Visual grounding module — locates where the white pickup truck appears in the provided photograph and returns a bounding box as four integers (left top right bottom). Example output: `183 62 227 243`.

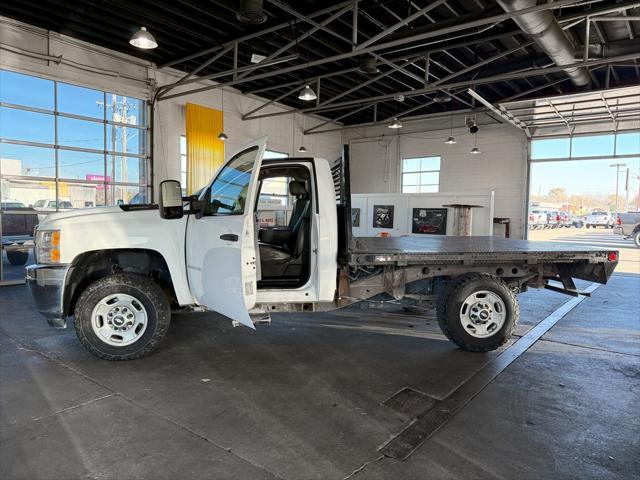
27 138 619 360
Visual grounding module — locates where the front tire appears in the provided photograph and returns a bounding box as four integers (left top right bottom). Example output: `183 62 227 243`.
74 273 171 360
436 274 519 352
6 250 29 265
633 230 640 248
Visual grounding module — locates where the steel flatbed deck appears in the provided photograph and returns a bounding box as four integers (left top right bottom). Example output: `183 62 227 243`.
349 236 613 268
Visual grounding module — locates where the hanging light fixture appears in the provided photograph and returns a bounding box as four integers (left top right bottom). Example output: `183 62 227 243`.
298 85 317 101
445 112 456 144
218 87 228 141
298 115 307 152
388 117 403 129
470 133 481 154
130 27 158 49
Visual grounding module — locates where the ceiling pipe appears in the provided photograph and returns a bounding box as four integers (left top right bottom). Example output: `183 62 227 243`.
496 0 591 86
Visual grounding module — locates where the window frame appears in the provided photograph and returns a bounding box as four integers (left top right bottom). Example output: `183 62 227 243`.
0 68 150 210
400 155 441 193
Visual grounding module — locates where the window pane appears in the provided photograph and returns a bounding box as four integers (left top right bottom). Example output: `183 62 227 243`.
0 70 54 110
107 125 144 155
180 155 187 174
616 132 640 155
57 83 105 119
403 158 420 172
420 172 439 185
571 134 614 158
108 155 146 184
206 146 258 215
180 135 187 155
107 185 148 205
263 150 288 159
107 94 145 126
403 172 419 186
0 143 55 177
420 157 440 171
0 107 54 144
531 138 570 159
1 177 56 212
58 117 104 150
402 185 418 193
419 184 438 193
59 181 107 208
58 150 105 181
259 177 290 206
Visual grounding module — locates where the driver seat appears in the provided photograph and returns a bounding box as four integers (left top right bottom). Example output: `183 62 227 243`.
258 181 310 278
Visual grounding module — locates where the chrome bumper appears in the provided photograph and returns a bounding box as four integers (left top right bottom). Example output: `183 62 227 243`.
26 264 69 328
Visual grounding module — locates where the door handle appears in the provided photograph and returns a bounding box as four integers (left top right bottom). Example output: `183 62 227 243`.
220 233 239 242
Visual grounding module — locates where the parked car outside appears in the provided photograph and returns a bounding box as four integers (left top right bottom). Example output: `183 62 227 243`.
1 201 39 265
33 198 74 222
528 209 547 229
586 211 614 228
614 212 640 248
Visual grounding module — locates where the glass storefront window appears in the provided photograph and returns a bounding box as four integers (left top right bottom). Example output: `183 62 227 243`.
0 107 55 144
107 125 145 155
0 70 54 110
58 150 106 181
0 143 56 178
58 116 104 150
57 83 105 119
0 68 150 283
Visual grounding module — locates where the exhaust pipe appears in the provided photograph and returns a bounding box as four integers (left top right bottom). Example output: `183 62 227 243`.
497 0 591 86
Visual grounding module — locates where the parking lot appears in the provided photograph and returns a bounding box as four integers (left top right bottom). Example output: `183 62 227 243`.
529 227 640 274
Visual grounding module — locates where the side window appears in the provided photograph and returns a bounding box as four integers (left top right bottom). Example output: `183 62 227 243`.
205 146 258 216
257 176 291 227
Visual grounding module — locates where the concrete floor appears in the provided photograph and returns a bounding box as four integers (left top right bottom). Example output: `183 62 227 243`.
1 274 639 480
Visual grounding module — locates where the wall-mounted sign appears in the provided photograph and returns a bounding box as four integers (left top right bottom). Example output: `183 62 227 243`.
351 208 361 227
373 204 394 229
412 208 447 235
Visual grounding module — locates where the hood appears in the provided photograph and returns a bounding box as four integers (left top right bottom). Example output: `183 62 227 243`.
38 205 158 229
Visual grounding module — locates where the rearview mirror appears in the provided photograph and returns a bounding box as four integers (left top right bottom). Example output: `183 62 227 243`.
159 180 184 219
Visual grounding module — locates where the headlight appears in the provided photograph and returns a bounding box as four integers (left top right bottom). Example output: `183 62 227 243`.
35 230 61 264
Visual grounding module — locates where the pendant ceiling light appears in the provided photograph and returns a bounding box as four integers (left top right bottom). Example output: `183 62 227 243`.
218 87 228 141
298 85 317 101
130 26 158 49
470 134 481 154
388 117 403 129
445 112 456 144
298 145 307 153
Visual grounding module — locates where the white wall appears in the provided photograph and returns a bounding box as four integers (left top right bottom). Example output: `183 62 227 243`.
0 17 343 198
343 118 529 238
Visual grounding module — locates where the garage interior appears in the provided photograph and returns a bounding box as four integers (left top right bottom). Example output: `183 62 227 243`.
1 1 639 479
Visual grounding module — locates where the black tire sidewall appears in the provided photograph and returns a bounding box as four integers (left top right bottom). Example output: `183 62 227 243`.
75 274 170 360
634 231 640 248
439 275 517 351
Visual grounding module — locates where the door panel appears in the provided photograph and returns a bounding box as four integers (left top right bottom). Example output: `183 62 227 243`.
186 137 266 327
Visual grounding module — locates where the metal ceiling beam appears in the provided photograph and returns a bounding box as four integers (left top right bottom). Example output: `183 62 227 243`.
158 0 355 69
156 0 588 101
354 0 448 50
467 88 530 136
304 103 373 133
238 53 640 120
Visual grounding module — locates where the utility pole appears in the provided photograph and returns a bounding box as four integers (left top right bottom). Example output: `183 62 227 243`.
609 163 626 214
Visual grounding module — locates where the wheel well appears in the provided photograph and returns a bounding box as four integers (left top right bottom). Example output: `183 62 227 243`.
633 224 640 235
64 249 177 317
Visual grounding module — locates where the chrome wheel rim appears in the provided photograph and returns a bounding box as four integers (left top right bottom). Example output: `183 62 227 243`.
459 290 506 339
91 293 148 347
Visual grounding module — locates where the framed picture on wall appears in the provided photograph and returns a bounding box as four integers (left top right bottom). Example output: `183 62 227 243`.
351 208 361 227
373 205 394 228
412 208 447 235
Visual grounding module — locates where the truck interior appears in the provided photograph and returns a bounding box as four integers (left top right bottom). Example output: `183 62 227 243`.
255 163 312 290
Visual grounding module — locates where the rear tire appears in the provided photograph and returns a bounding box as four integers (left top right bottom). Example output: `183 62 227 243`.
6 250 29 265
74 273 171 360
633 230 640 248
436 274 518 352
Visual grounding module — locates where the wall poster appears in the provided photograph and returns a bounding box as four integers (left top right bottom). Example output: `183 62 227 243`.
373 205 394 228
351 208 361 227
412 208 447 235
